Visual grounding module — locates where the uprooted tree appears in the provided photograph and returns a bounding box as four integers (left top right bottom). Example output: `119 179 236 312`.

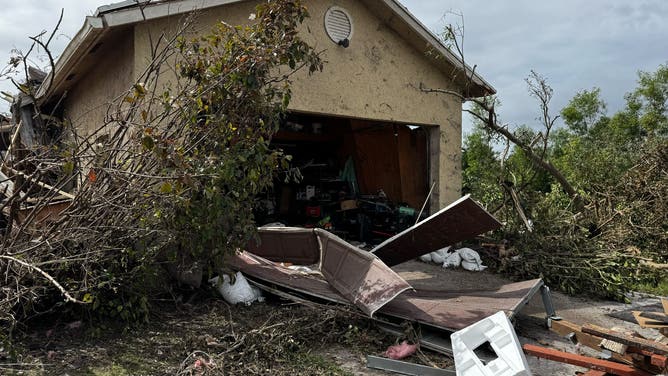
0 0 322 339
424 18 667 300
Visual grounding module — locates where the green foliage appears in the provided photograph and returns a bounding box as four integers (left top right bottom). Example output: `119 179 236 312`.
463 63 668 300
462 129 502 204
0 0 322 335
561 88 607 135
146 0 322 273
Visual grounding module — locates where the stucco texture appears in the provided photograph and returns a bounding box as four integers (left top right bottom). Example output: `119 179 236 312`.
64 29 135 138
68 0 466 207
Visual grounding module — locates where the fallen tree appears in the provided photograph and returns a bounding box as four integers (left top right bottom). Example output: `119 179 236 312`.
0 0 322 340
423 16 667 300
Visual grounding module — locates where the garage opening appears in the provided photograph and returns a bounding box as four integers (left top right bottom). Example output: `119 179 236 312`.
256 112 432 246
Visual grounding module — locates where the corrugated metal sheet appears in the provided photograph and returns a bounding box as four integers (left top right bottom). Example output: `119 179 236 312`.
371 195 501 267
246 227 320 265
317 229 412 316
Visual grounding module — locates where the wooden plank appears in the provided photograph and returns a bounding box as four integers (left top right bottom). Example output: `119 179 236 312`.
633 311 668 328
550 320 634 364
583 324 668 356
522 344 652 376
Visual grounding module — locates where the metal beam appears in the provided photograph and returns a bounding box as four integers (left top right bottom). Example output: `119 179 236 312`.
366 355 455 376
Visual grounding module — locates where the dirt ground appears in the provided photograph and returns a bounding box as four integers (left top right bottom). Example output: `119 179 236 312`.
4 260 665 375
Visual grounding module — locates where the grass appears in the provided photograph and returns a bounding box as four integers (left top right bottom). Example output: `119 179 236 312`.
635 277 668 296
2 297 391 375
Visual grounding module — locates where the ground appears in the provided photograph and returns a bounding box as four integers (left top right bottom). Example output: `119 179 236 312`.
3 261 664 375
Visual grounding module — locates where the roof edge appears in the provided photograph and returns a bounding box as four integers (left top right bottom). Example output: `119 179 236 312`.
383 0 496 97
38 0 495 103
36 16 106 100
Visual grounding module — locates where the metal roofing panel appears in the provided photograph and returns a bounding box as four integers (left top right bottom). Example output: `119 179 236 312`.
227 251 348 304
379 279 544 331
371 195 502 267
316 229 412 316
229 251 543 331
246 227 320 265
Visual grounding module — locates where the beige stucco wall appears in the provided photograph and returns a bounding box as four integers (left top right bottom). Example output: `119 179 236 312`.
290 0 463 207
64 29 135 137
68 0 464 208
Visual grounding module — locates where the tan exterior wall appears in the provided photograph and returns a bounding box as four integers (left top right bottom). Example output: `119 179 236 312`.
85 0 463 208
291 0 463 207
64 29 135 137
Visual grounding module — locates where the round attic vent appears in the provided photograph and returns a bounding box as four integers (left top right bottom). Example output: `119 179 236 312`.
324 6 353 46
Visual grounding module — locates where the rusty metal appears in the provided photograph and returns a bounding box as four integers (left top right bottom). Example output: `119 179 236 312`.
522 344 652 376
246 227 320 265
316 229 412 316
371 195 501 267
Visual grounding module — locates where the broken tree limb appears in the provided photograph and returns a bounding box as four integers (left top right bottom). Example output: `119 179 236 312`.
0 255 85 304
3 167 75 200
1 120 22 168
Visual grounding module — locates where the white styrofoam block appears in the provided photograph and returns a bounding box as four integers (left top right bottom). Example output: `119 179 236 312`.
451 311 532 376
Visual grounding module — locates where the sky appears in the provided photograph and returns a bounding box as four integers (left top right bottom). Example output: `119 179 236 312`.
1 0 667 134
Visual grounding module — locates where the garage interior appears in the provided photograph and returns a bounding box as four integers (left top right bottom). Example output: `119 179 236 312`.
256 112 432 246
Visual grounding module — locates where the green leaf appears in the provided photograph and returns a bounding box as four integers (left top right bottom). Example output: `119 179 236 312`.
160 182 173 194
142 136 155 150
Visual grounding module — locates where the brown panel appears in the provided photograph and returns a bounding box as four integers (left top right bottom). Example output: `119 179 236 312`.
316 229 412 316
397 126 428 209
371 195 502 266
379 279 543 331
229 251 543 331
228 251 348 304
350 120 402 201
246 227 320 265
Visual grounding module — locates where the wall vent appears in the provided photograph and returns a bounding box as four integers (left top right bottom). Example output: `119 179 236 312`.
324 6 353 46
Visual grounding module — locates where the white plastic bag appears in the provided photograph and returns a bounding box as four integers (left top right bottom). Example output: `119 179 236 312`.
429 246 451 264
419 253 433 263
442 251 462 268
456 248 487 271
209 272 264 305
430 251 445 264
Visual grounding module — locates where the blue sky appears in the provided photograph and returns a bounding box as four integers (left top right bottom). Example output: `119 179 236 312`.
1 0 667 134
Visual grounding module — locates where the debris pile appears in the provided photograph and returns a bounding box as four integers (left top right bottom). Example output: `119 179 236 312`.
537 298 668 375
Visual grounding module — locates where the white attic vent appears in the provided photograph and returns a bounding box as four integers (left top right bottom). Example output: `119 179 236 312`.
324 6 353 46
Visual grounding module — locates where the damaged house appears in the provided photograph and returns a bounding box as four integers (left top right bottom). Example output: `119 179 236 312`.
35 0 495 222
3 0 555 345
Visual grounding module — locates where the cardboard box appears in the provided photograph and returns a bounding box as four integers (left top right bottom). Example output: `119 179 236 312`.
340 199 358 211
